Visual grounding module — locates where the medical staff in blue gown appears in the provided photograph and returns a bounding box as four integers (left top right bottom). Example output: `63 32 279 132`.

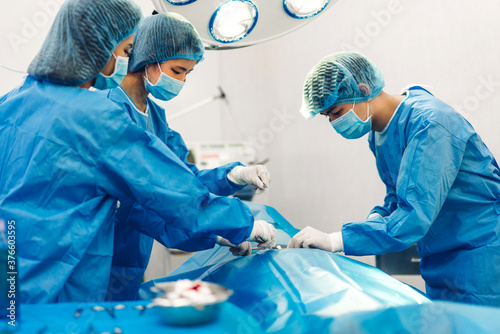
0 1 275 304
288 51 500 306
103 13 273 301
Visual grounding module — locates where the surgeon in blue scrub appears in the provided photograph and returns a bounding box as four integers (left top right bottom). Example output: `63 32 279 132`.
0 0 275 304
288 51 500 306
104 13 273 301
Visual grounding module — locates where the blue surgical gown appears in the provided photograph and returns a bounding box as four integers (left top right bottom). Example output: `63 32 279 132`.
0 76 253 303
341 86 500 306
104 87 245 301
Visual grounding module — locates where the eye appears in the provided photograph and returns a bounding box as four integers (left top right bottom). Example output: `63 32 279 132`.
332 108 342 116
172 68 180 75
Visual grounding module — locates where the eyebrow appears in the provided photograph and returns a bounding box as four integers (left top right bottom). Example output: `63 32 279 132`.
173 66 189 72
322 106 341 115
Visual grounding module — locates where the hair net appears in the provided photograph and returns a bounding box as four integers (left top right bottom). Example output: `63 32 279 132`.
28 0 142 86
128 13 205 73
300 52 385 120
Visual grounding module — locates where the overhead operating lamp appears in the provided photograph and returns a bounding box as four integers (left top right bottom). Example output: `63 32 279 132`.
151 0 336 50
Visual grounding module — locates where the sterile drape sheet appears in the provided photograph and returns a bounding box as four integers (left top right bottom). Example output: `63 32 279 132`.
141 202 438 333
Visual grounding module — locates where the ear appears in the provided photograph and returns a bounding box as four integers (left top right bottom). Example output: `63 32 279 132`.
358 83 371 96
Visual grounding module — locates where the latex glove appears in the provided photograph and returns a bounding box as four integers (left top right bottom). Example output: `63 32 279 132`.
216 236 252 256
287 226 343 252
229 241 252 256
248 220 277 248
227 165 270 190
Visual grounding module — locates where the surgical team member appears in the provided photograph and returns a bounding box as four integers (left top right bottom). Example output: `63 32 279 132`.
0 0 275 304
288 51 500 306
91 33 135 90
104 13 272 301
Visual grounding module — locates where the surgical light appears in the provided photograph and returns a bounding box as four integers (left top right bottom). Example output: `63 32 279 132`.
151 0 336 49
283 0 330 19
209 1 258 43
165 0 198 5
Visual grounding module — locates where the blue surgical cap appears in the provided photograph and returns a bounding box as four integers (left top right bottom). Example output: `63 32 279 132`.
128 13 205 73
300 52 385 120
28 0 142 86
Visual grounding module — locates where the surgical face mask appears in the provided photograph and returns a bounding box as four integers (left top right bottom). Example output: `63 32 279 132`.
94 53 128 90
144 63 185 101
330 102 372 139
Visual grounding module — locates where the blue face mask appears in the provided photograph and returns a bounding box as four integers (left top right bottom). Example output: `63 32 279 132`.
330 102 372 139
94 53 128 90
144 63 185 101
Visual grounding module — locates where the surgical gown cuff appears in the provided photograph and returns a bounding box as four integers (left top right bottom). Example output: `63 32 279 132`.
369 206 392 217
194 161 246 195
223 163 248 191
329 231 344 253
367 212 383 219
216 235 231 247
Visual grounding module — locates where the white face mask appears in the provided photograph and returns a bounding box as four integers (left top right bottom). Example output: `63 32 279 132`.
144 63 185 101
94 53 129 90
330 102 372 139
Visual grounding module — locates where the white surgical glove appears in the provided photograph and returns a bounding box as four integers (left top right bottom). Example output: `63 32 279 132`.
287 226 343 253
248 220 277 248
227 165 270 190
229 241 252 256
216 236 252 256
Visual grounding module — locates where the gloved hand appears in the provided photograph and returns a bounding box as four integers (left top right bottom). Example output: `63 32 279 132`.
227 165 270 190
248 220 277 248
216 236 252 256
287 226 343 252
229 241 252 256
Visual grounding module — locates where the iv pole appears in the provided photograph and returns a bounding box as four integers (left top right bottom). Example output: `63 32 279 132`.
169 86 226 121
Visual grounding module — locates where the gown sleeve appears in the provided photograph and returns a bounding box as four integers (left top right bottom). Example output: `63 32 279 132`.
96 117 253 245
115 198 216 251
110 96 246 250
367 135 398 217
342 121 467 255
369 183 398 217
